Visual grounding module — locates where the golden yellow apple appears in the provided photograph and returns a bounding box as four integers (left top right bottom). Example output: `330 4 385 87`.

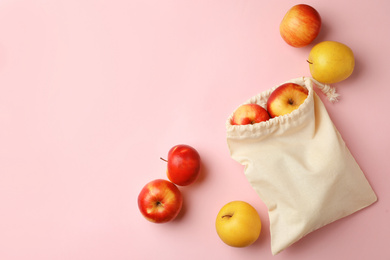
215 201 262 247
307 41 355 84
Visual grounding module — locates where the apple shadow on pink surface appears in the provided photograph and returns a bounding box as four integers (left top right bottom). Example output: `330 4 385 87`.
171 160 208 222
173 194 187 222
249 213 270 252
313 21 330 44
344 54 363 84
192 159 208 187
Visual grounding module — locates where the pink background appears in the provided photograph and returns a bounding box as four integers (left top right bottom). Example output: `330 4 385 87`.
0 0 389 259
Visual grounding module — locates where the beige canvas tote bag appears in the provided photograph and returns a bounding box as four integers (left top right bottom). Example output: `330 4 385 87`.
226 77 377 255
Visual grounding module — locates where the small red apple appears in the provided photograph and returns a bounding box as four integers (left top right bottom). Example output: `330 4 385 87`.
138 179 183 223
266 83 308 118
280 4 321 48
231 104 270 125
162 145 201 186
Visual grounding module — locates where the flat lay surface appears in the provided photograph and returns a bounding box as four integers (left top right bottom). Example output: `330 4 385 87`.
0 0 389 259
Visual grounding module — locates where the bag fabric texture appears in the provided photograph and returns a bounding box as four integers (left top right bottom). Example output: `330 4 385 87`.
226 77 377 255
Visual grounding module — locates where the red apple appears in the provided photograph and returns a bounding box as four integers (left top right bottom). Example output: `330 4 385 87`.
138 179 183 223
231 104 270 125
280 4 321 48
163 144 201 186
266 83 308 118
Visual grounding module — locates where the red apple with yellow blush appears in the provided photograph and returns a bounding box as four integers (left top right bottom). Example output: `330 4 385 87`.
138 179 183 223
280 4 321 48
266 83 308 118
231 104 270 125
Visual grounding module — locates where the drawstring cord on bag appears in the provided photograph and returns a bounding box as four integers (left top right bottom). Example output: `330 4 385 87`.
305 77 340 103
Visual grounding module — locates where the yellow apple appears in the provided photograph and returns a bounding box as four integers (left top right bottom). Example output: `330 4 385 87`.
215 201 261 247
307 41 355 84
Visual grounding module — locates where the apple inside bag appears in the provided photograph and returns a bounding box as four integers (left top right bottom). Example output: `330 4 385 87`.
226 77 377 255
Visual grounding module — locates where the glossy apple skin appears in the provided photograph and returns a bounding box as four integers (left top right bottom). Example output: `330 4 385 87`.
215 201 262 247
137 179 183 223
266 83 308 118
280 4 321 48
231 104 270 125
166 145 200 186
308 41 355 84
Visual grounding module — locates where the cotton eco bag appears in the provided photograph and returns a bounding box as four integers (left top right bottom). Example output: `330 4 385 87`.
226 77 377 255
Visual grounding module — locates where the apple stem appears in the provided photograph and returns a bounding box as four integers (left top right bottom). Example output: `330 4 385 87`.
306 60 313 64
160 157 168 162
222 214 233 219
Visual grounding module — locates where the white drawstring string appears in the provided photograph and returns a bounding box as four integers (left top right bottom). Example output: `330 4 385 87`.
305 77 340 103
